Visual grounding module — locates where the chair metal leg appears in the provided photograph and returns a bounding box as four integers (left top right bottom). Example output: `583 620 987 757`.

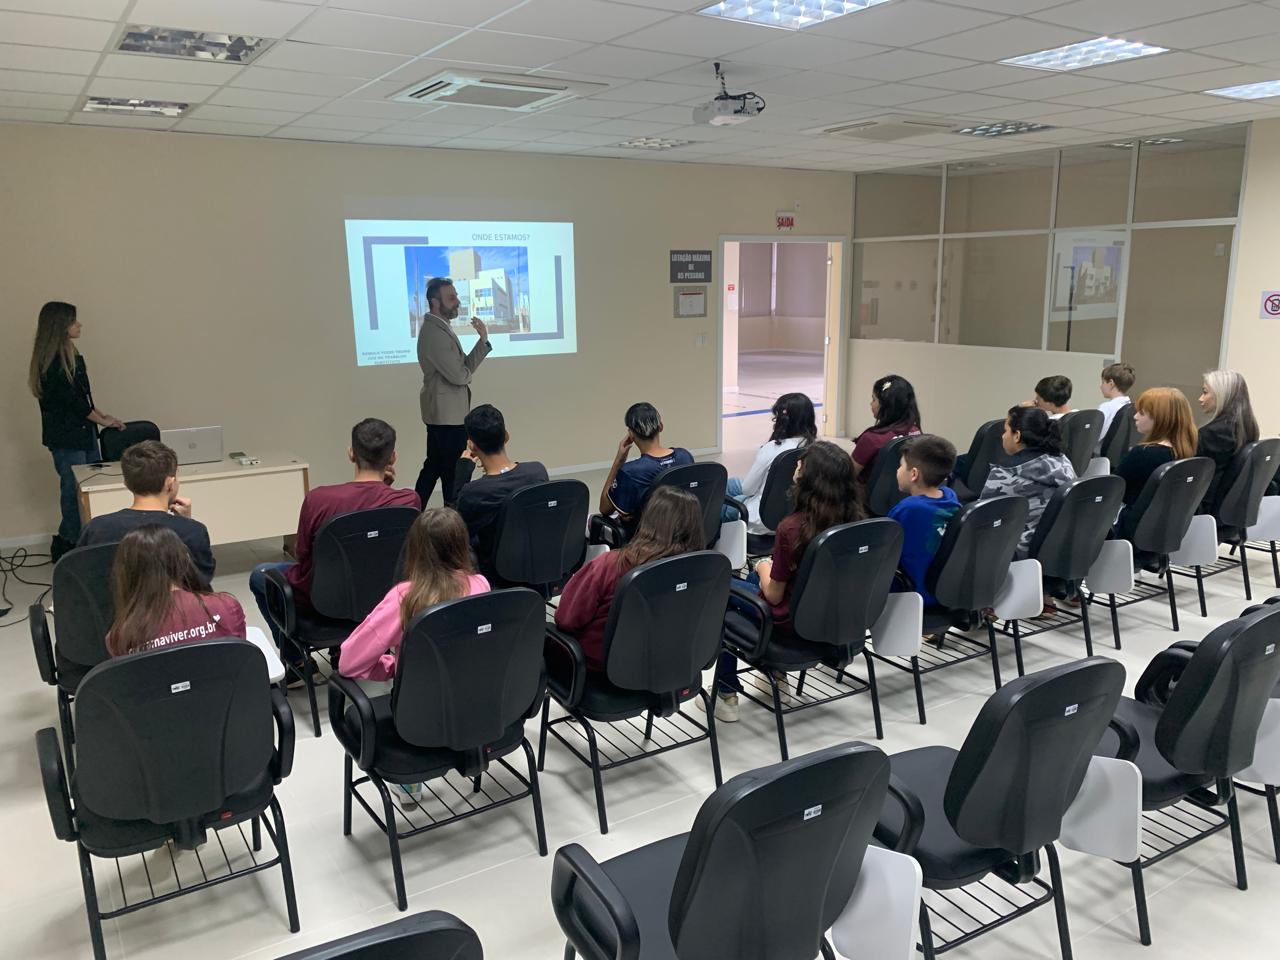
1194 566 1207 618
795 669 808 699
700 689 723 787
521 739 548 856
537 696 550 772
864 650 883 740
1012 618 1025 678
1109 594 1122 649
1046 844 1073 960
471 775 482 794
769 673 789 761
1081 595 1095 658
987 621 1002 690
57 690 76 779
919 899 937 960
372 776 408 910
820 939 836 960
581 718 609 834
1226 781 1248 891
1241 544 1252 601
302 650 321 738
252 814 262 852
269 795 301 932
1129 862 1151 946
1165 567 1180 632
643 710 653 742
911 656 926 725
1266 784 1280 864
77 844 107 960
342 753 354 836
1271 541 1280 588
563 945 576 960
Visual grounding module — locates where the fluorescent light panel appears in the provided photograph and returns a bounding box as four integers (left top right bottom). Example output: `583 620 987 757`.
84 96 188 117
1206 80 1280 100
1002 36 1167 72
617 137 693 150
953 121 1053 137
696 0 894 31
117 24 271 64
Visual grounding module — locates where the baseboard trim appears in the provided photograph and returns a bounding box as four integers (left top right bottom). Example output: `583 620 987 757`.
0 531 53 551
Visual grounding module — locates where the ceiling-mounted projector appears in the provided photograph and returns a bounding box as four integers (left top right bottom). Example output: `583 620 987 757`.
692 62 765 126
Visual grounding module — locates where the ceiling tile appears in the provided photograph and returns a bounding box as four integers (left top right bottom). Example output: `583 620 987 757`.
1028 0 1244 34
0 0 127 17
536 130 624 146
189 103 304 124
467 124 547 141
311 98 432 119
208 87 332 112
1137 92 1248 114
987 73 1116 99
1147 102 1266 122
843 83 955 107
815 0 1007 46
622 104 693 124
70 112 177 129
544 44 699 80
0 67 86 94
358 132 445 146
127 0 313 37
0 10 116 50
1049 82 1180 107
550 97 655 117
97 52 243 84
742 70 881 98
380 119 485 136
1029 106 1146 127
1195 34 1280 63
289 10 462 57
0 90 76 109
255 41 412 78
903 62 1030 92
1130 6 1280 51
173 117 279 135
270 126 363 141
485 0 670 43
431 30 589 68
1152 65 1280 93
441 136 528 151
0 42 98 75
903 91 1023 116
0 105 69 122
292 111 388 130
968 100 1084 120
1077 52 1237 81
329 0 521 28
591 80 701 103
87 77 219 103
605 13 768 58
492 110 603 130
733 33 889 68
583 117 683 136
916 19 1094 61
228 66 367 96
827 50 978 82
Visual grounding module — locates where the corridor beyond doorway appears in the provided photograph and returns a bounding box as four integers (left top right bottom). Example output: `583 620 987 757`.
723 352 824 417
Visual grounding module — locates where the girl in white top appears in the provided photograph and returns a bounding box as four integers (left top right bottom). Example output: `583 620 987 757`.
724 393 817 534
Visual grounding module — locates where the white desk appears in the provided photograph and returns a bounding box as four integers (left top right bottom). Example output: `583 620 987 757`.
73 453 310 546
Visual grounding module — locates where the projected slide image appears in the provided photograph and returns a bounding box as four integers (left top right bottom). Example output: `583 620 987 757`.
345 219 576 366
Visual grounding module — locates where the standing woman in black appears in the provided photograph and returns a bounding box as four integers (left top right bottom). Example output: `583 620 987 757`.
28 301 125 559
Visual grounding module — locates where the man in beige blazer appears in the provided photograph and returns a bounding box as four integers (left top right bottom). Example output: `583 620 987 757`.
414 277 493 506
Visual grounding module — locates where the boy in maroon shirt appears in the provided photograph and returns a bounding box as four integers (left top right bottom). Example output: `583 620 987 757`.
249 418 420 666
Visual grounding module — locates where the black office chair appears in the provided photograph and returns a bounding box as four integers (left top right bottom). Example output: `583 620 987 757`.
1173 439 1280 609
490 479 589 596
1089 457 1212 643
871 496 1028 723
865 434 910 517
1233 596 1280 865
590 461 746 550
329 589 547 911
1100 400 1138 466
1058 409 1104 477
97 419 161 462
877 657 1126 960
274 911 482 960
997 475 1125 670
265 506 419 736
551 742 890 960
1094 603 1280 945
722 518 898 759
540 551 730 833
29 542 118 767
37 641 299 960
951 419 1004 502
746 446 802 557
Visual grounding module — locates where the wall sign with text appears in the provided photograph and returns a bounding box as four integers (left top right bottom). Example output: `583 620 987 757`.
670 250 712 283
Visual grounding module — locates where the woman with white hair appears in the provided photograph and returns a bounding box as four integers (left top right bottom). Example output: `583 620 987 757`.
1197 369 1261 514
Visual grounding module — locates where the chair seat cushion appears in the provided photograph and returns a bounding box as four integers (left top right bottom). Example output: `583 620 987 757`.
1096 697 1213 810
874 746 1017 889
746 532 776 557
340 695 526 782
571 833 687 960
294 609 356 648
573 672 700 722
759 633 848 671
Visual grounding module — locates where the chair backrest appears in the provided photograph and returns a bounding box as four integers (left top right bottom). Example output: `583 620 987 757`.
309 507 420 621
273 911 483 960
1026 475 1126 580
1129 457 1214 556
602 551 731 696
491 479 588 588
97 420 161 462
1216 438 1280 530
790 519 902 656
1155 603 1280 778
74 641 272 825
1100 400 1138 464
945 657 1125 855
1059 409 1105 477
649 461 728 549
668 742 890 960
757 447 803 533
865 435 910 517
392 589 545 760
961 419 1006 493
926 496 1029 612
51 542 118 669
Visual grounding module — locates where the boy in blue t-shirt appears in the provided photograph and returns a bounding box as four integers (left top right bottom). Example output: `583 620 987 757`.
602 401 694 519
888 435 961 608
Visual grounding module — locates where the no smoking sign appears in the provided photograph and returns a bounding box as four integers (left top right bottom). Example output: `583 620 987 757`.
1261 290 1280 319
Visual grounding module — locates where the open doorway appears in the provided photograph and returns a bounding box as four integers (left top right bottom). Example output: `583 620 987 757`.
720 238 844 458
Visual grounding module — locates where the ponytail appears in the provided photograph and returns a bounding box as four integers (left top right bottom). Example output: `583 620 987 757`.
1006 406 1063 456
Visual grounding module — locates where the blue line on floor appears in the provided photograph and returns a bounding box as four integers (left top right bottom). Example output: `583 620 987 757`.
723 403 823 419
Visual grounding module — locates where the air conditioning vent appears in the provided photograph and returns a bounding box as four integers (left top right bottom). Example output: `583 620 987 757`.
390 70 606 112
815 114 956 142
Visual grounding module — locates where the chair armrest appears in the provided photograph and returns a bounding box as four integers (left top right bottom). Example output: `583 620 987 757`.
29 604 56 686
328 673 377 770
724 582 772 661
525 670 549 721
723 496 749 524
263 566 296 638
880 773 925 856
544 625 587 709
1134 646 1195 707
550 843 641 960
588 514 625 548
1107 714 1141 764
270 687 296 781
35 728 75 841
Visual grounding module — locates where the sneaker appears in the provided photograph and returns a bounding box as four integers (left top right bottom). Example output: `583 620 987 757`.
714 693 740 723
396 783 422 808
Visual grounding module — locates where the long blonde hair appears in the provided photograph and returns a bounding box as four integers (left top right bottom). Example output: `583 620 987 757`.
1135 388 1198 459
28 301 79 398
1202 369 1260 448
399 507 475 629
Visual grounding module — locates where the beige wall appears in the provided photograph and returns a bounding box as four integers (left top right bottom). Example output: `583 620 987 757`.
1224 119 1280 434
1 122 852 540
721 242 740 391
738 242 773 318
775 242 828 319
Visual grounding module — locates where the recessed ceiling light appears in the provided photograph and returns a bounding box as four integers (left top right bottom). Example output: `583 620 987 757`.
1001 37 1168 72
83 96 189 117
953 121 1054 138
696 0 894 32
616 137 693 150
1205 80 1280 100
117 24 272 64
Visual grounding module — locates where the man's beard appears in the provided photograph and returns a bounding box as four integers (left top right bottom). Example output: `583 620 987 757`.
443 304 460 320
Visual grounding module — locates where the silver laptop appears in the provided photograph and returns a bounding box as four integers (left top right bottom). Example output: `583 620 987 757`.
160 426 224 465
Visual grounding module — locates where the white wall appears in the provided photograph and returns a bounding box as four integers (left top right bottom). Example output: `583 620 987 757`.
722 242 740 391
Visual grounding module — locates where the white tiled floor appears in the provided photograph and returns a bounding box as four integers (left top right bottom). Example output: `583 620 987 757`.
7 463 1280 958
724 351 825 416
